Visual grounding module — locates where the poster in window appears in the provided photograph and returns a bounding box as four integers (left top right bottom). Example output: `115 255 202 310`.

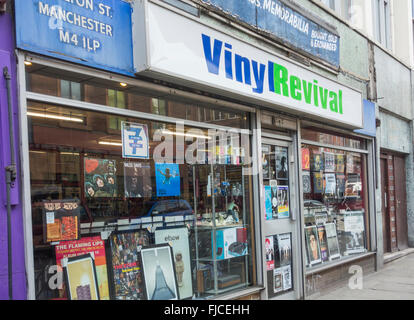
273 268 283 293
311 150 324 172
277 186 289 218
42 200 80 243
324 173 336 195
84 158 117 198
270 181 279 219
265 236 275 271
281 265 292 291
346 155 355 173
277 233 292 267
63 253 100 300
107 230 150 300
155 227 193 300
155 163 181 197
302 171 311 193
324 152 336 172
301 148 310 171
264 186 273 221
276 147 288 180
124 162 152 198
140 244 179 300
121 122 150 159
305 226 322 265
273 234 281 269
313 172 323 194
336 154 345 173
55 236 110 300
339 211 366 255
325 223 341 260
317 226 329 262
344 173 361 198
262 145 270 180
336 174 346 198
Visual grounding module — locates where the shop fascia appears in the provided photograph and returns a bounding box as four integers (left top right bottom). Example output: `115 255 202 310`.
132 1 363 129
202 34 343 115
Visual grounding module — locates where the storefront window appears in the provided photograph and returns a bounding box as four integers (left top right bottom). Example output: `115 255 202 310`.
27 71 254 300
301 129 370 269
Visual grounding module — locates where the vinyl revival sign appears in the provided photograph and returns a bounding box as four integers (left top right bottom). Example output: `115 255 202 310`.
15 0 134 75
134 2 362 128
202 0 340 67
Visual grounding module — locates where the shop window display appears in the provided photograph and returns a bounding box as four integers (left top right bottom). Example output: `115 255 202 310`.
302 140 370 268
27 85 254 300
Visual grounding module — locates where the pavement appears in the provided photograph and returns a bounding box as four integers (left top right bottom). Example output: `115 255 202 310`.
314 250 414 300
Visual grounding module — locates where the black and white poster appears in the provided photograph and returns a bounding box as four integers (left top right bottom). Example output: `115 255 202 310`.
302 171 311 193
277 233 292 267
124 162 152 198
273 268 283 293
340 211 366 255
276 147 288 180
281 265 292 291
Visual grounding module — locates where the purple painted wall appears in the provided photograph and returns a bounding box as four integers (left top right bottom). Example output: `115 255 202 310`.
0 9 27 300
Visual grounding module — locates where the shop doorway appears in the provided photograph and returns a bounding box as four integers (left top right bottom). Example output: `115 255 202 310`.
260 137 301 300
380 153 408 253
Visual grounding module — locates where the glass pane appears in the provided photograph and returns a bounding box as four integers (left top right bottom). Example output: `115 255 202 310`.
302 144 369 269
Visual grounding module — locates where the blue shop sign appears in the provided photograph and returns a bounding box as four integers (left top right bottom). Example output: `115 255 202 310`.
354 100 376 137
203 0 340 67
15 0 134 76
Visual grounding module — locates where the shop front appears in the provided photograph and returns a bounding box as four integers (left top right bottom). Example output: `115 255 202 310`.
15 0 376 300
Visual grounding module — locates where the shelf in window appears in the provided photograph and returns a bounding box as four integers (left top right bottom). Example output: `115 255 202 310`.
195 223 247 230
195 253 250 262
205 282 249 295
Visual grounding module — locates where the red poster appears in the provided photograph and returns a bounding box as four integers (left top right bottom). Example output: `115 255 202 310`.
55 236 110 300
301 148 310 171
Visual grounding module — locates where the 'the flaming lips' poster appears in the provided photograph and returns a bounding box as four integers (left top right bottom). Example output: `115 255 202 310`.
55 236 110 300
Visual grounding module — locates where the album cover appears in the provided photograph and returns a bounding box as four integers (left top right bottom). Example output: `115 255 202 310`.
273 234 281 269
277 186 289 218
324 173 336 195
344 173 361 198
273 268 283 294
155 227 193 299
124 162 152 198
63 253 100 300
271 185 279 219
312 172 323 194
336 174 346 198
265 236 275 271
277 233 292 267
346 155 355 173
107 230 150 300
42 200 80 243
317 226 329 262
324 223 341 260
302 171 311 193
262 145 270 180
310 150 324 172
335 154 345 173
155 163 181 197
281 265 292 291
140 244 179 300
84 158 117 198
276 147 288 180
305 226 322 265
301 148 310 171
314 212 328 226
324 152 336 172
55 236 110 299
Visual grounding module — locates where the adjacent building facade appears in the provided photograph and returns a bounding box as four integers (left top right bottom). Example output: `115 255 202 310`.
0 0 413 300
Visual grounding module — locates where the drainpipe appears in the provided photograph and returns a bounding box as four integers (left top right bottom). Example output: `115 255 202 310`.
3 66 17 300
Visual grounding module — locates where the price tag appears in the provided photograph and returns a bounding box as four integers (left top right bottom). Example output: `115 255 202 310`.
46 212 55 224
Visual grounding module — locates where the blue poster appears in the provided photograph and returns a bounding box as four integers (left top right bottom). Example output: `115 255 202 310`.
265 186 272 221
15 0 134 75
203 0 340 67
155 163 181 197
122 122 149 159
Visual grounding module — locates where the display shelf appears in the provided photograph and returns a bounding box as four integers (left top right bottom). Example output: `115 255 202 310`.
192 162 249 297
205 282 249 296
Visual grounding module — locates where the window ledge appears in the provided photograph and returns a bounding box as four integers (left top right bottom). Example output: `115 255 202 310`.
305 251 376 276
211 286 264 300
